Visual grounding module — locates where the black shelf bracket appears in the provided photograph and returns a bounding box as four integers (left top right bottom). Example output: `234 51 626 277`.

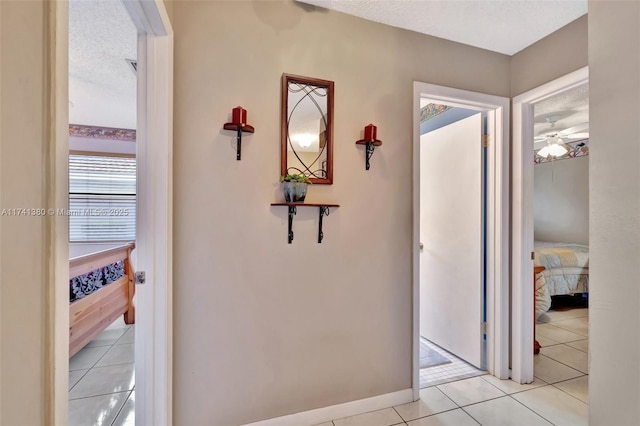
287 205 297 244
235 126 242 161
318 206 330 243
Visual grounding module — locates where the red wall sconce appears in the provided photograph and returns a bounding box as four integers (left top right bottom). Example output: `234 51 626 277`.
223 106 255 160
355 123 382 170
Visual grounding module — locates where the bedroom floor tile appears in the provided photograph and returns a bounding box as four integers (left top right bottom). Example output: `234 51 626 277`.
69 369 88 390
116 326 135 345
85 328 129 348
534 355 584 384
566 339 588 353
535 334 561 348
68 391 129 426
69 345 111 371
536 324 585 343
553 376 588 404
69 363 135 400
542 308 588 322
551 317 588 336
111 391 135 426
463 395 553 426
95 343 135 367
512 385 588 426
540 345 589 374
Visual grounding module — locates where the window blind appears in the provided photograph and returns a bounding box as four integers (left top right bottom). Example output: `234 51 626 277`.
69 154 136 242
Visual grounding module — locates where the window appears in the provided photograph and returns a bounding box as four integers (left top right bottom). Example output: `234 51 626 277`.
69 154 136 242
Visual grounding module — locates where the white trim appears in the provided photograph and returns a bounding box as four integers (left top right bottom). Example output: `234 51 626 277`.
511 66 588 384
122 1 174 424
243 389 413 426
49 2 70 424
412 82 510 400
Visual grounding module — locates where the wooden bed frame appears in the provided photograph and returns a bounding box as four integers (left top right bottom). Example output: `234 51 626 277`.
69 242 136 358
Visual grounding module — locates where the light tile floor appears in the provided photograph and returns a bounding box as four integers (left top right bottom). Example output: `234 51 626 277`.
69 317 135 426
324 306 588 426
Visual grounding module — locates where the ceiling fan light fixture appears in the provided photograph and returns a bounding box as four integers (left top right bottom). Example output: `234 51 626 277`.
536 136 570 159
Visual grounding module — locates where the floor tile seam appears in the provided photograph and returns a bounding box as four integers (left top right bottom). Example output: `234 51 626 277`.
90 343 119 370
549 380 590 405
108 390 133 426
537 353 588 375
506 391 558 425
69 389 131 401
396 406 463 424
535 331 587 343
454 406 483 425
86 361 136 372
68 369 92 393
478 374 550 395
545 324 588 337
95 360 137 368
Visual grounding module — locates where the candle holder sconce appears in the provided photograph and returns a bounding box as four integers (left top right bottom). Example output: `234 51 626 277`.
355 123 382 170
223 106 255 160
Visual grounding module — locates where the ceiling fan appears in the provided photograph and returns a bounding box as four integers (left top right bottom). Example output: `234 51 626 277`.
534 118 589 159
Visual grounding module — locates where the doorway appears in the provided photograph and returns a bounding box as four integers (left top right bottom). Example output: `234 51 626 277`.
412 82 509 400
51 1 173 424
511 67 589 384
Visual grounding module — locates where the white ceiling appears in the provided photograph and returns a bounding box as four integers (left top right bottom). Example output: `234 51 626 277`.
533 83 589 146
69 0 137 130
298 0 587 55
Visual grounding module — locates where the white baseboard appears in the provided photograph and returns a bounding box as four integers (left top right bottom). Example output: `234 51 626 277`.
243 388 414 426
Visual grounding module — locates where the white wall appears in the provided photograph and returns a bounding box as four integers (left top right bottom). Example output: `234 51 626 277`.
589 1 640 424
171 1 510 424
534 156 589 245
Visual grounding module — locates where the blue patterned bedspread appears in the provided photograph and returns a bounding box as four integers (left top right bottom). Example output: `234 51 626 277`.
70 260 125 303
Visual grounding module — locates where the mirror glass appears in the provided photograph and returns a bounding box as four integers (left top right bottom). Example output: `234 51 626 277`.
281 74 334 184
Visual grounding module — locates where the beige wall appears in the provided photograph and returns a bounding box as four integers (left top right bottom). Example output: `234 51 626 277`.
588 1 640 424
534 156 589 245
172 1 509 424
511 15 588 96
1 1 47 424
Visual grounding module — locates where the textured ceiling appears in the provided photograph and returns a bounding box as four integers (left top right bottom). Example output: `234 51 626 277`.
298 0 587 55
533 84 589 146
69 0 137 129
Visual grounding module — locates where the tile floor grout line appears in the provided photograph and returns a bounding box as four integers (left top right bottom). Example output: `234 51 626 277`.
507 390 558 426
109 389 133 426
536 352 588 376
69 389 131 401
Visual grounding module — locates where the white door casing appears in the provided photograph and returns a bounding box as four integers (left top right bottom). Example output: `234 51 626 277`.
412 82 509 401
419 113 484 368
511 67 588 384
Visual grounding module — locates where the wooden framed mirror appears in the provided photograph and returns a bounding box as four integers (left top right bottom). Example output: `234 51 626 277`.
281 74 334 184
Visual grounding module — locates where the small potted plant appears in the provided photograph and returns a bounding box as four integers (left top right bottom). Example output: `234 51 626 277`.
280 172 310 202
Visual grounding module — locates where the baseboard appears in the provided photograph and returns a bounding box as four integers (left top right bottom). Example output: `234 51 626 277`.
243 388 413 426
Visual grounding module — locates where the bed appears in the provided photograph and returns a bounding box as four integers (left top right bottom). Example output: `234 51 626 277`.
69 242 136 358
534 241 589 296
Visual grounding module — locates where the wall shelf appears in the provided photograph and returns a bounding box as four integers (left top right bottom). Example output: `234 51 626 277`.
270 202 340 244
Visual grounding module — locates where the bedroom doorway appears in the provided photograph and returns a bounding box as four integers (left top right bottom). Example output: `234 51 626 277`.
512 67 589 384
52 1 173 424
412 82 510 400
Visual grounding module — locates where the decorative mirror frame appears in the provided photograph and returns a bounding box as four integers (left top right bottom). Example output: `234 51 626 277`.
281 74 334 184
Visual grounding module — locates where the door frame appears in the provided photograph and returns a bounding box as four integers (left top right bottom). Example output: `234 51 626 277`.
50 0 174 424
511 66 588 383
412 82 510 400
